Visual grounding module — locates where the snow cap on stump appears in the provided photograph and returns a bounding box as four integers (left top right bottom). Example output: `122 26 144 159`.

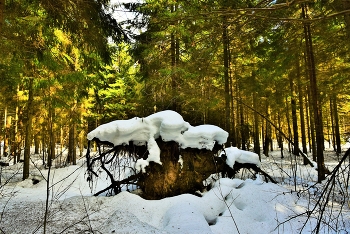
87 110 229 172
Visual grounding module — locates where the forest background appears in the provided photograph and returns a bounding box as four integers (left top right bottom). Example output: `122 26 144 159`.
0 0 350 184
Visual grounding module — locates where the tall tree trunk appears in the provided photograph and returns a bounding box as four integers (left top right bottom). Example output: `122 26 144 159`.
170 4 179 112
23 78 34 180
253 91 260 157
332 94 341 154
4 114 10 157
68 126 73 164
13 87 19 164
48 103 55 168
240 103 246 150
329 97 336 151
307 87 317 161
73 128 76 162
42 125 46 165
296 60 308 159
34 134 40 154
285 97 292 153
3 107 7 157
222 16 231 138
302 4 326 182
230 60 236 147
277 113 284 158
170 32 177 111
289 73 299 156
0 0 4 34
263 102 270 156
68 124 76 165
235 83 241 148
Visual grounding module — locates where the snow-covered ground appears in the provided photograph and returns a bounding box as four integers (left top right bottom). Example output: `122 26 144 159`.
1 146 349 234
1 110 349 233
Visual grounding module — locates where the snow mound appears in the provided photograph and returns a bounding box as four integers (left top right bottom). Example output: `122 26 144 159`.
220 146 261 168
98 210 161 233
163 204 213 234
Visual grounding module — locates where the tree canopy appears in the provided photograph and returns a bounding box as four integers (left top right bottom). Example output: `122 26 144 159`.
0 0 350 183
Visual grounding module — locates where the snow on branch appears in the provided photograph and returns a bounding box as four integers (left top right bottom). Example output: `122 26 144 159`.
220 147 261 168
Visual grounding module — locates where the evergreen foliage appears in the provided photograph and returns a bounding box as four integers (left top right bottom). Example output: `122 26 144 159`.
0 0 349 183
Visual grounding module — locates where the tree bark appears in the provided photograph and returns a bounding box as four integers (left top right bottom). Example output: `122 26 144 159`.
253 91 260 157
277 113 284 158
0 0 4 34
285 97 292 153
332 94 341 154
68 126 74 164
289 73 299 156
302 4 326 182
230 61 236 147
3 107 7 157
296 60 308 160
240 102 247 150
48 103 55 168
34 134 40 154
222 15 231 138
170 4 180 112
23 78 34 180
68 123 77 165
263 102 270 156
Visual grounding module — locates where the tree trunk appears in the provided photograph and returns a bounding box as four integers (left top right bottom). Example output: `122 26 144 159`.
68 126 74 164
263 102 270 156
285 97 292 153
308 89 317 161
277 113 284 158
42 125 46 166
68 124 77 165
240 103 246 150
48 104 55 168
34 134 40 154
3 107 7 157
230 62 236 147
302 4 326 182
170 4 180 112
170 32 177 111
296 61 308 161
332 94 341 154
73 125 77 165
253 91 260 157
12 85 20 164
5 115 11 157
289 73 299 156
23 78 34 180
0 0 4 34
222 15 231 138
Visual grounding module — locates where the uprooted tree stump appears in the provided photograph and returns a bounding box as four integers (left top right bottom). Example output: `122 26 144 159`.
138 140 226 199
85 110 276 200
86 138 276 200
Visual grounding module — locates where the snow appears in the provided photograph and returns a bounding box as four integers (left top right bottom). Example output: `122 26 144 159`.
221 146 261 168
1 111 350 233
1 149 350 233
87 111 228 151
87 110 230 173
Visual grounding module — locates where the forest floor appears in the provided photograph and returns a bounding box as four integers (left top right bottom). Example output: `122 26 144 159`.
0 143 350 234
